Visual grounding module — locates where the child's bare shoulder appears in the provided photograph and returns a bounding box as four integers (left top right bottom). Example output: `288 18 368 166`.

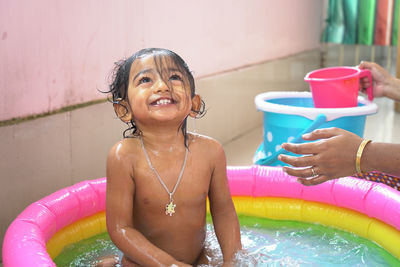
188 132 220 145
106 138 141 183
107 137 140 163
188 132 224 154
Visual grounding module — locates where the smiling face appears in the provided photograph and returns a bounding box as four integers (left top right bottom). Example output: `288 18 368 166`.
116 53 199 130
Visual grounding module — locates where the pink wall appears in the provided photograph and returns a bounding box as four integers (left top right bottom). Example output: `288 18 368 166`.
0 0 323 121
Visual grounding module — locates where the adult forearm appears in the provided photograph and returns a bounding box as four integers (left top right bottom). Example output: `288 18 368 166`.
385 77 400 101
362 142 400 176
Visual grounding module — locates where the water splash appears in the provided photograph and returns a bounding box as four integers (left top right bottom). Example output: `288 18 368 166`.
55 218 399 267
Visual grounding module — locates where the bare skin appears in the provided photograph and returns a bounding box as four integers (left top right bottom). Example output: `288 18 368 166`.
358 61 400 100
279 61 400 185
103 53 241 266
279 128 400 185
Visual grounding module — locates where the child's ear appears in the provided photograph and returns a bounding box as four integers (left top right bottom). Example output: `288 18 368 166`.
113 100 133 122
189 94 201 118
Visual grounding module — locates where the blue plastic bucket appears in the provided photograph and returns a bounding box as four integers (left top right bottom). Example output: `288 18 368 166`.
253 91 378 166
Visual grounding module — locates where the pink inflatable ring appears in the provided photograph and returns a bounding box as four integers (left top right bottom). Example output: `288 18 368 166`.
3 166 400 266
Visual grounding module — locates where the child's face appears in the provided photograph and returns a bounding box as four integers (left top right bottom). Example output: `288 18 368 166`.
122 54 197 126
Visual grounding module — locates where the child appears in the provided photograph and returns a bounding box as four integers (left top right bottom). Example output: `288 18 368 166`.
101 48 242 266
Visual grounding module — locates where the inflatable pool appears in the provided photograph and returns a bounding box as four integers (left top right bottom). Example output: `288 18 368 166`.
3 166 400 266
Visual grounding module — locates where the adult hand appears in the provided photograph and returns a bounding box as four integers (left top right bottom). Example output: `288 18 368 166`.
358 61 399 99
278 127 363 185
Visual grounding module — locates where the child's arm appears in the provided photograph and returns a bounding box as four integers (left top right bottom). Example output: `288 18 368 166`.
106 142 191 267
208 141 242 265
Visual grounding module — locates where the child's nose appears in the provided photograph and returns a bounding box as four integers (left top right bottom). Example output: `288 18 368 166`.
154 79 170 93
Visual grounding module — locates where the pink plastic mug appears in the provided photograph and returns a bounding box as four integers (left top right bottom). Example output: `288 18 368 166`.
304 66 374 108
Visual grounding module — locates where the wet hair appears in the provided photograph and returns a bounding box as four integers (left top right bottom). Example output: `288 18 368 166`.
104 48 205 143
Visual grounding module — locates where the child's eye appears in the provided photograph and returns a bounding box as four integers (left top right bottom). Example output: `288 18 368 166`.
169 74 183 81
138 77 151 84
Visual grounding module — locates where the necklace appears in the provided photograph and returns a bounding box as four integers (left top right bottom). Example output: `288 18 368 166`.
140 136 188 216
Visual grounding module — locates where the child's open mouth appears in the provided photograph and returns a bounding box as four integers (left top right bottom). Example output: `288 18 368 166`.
150 97 176 106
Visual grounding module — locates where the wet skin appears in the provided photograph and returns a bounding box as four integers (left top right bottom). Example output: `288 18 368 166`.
111 134 216 265
106 54 241 266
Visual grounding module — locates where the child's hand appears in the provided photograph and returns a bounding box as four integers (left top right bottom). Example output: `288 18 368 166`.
95 255 119 267
170 262 192 267
221 261 235 267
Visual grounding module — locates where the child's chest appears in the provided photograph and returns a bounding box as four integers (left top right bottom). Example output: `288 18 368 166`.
132 154 212 213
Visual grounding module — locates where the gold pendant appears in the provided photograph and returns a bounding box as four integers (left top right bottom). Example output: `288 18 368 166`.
165 200 176 216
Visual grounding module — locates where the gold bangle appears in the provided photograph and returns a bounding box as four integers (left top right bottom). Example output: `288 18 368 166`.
356 139 371 174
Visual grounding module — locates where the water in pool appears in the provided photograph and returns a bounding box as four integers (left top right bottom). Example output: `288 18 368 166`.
54 216 399 266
